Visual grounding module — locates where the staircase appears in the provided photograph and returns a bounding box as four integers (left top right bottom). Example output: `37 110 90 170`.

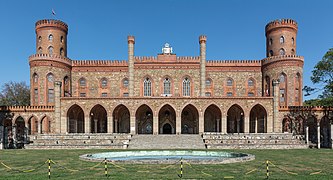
25 133 132 149
128 135 205 149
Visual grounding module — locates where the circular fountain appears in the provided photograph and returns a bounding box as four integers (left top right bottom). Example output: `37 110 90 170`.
80 150 254 164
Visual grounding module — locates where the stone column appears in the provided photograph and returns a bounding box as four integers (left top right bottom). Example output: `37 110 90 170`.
12 126 16 145
255 117 257 133
176 116 181 134
94 119 98 133
244 115 249 133
108 116 113 133
84 115 90 133
272 79 280 133
221 116 227 134
216 119 220 132
317 123 321 149
54 81 62 133
38 121 42 134
305 126 309 144
128 36 135 97
199 113 204 134
60 117 67 133
130 115 136 134
114 119 118 133
153 116 158 135
199 35 207 97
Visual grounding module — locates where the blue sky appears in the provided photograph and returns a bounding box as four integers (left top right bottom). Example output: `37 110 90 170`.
0 0 332 100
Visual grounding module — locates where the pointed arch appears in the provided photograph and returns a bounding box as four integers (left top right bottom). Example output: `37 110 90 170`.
67 104 85 133
136 104 153 134
181 104 199 134
227 104 244 133
182 76 191 97
90 104 107 133
40 115 51 134
279 72 287 106
113 104 130 133
320 116 331 148
204 104 222 132
28 115 38 135
46 73 55 104
294 72 302 105
158 104 176 134
249 104 267 133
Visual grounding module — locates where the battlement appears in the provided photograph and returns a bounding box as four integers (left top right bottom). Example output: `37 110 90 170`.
0 105 54 112
35 19 68 33
72 60 128 66
199 35 207 43
207 60 261 66
127 35 135 44
265 19 297 34
262 54 304 66
29 53 72 66
134 56 200 63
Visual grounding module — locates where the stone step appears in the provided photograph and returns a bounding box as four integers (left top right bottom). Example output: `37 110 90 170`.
129 134 205 149
206 144 309 149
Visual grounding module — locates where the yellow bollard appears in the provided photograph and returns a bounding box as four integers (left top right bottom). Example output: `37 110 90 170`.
178 158 183 178
266 160 269 179
48 159 51 179
104 158 108 177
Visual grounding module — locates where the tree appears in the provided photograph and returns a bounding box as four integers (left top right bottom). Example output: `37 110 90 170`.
304 48 333 106
0 81 30 106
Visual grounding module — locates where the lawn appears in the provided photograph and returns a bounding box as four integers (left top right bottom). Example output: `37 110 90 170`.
0 149 332 179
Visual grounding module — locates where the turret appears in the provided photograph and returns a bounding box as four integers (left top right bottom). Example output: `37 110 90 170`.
265 19 297 57
199 35 207 97
35 19 68 57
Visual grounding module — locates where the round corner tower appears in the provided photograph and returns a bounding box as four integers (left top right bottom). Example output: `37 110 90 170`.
262 19 304 106
29 19 72 106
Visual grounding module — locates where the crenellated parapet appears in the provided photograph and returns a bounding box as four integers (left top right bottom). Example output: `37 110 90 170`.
265 19 297 35
207 60 261 66
35 19 68 33
134 56 200 63
0 105 54 112
261 54 304 67
72 60 128 66
29 53 72 67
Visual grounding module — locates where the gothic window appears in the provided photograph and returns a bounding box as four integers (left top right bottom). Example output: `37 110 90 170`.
63 76 70 97
144 77 152 96
79 78 86 87
279 73 287 106
48 34 53 42
279 73 285 83
48 89 54 103
227 78 233 86
123 78 129 88
38 47 42 54
248 78 254 86
34 88 38 104
163 78 171 95
280 89 285 102
206 79 211 87
47 73 54 82
101 78 107 88
279 48 285 55
38 36 42 42
269 50 273 57
33 73 38 83
60 48 64 56
60 36 64 43
280 36 284 44
292 37 294 45
182 77 191 96
269 38 273 46
48 46 54 55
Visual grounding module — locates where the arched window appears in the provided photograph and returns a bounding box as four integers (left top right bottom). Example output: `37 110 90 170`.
60 36 64 43
206 79 211 87
63 76 70 97
291 49 295 55
163 78 171 95
38 36 42 42
248 78 254 86
294 73 301 105
47 73 54 82
269 50 274 57
123 78 129 88
33 73 38 83
101 78 107 88
48 34 53 42
48 46 54 55
227 78 233 86
143 77 152 96
79 78 86 87
60 48 64 56
46 73 54 103
33 73 39 104
291 37 294 45
38 47 42 54
182 77 191 96
280 36 284 44
269 38 273 46
279 73 287 106
279 74 285 83
279 48 285 55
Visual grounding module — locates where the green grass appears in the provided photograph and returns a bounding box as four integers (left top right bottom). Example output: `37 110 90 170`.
0 149 332 179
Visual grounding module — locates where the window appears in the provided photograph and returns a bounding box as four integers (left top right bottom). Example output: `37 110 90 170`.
38 47 42 54
292 37 294 45
279 48 285 55
280 36 284 44
279 74 285 83
79 78 86 87
33 74 38 83
291 49 295 55
34 88 38 104
280 89 285 102
60 36 64 43
269 50 273 57
123 78 129 87
205 92 211 97
143 77 152 96
101 78 107 88
48 46 54 55
182 77 190 96
38 36 42 42
163 78 171 95
48 34 53 42
80 93 86 97
123 93 129 97
206 79 211 87
47 74 53 82
101 93 107 97
248 79 254 86
227 78 233 86
60 48 64 56
227 92 233 97
248 92 254 97
269 38 273 46
48 89 54 103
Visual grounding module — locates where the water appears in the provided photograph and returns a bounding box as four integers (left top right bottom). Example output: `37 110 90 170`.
81 150 254 164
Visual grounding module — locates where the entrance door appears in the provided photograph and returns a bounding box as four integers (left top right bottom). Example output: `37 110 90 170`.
163 123 172 134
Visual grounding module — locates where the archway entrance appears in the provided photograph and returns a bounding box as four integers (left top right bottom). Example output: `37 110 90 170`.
90 105 107 133
204 104 222 132
67 105 84 133
15 117 26 148
163 123 172 134
158 104 176 134
227 104 244 133
113 105 130 133
250 104 267 133
136 105 153 134
320 116 331 148
181 104 199 134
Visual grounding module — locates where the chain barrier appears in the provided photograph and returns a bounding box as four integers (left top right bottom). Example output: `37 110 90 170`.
0 160 47 173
